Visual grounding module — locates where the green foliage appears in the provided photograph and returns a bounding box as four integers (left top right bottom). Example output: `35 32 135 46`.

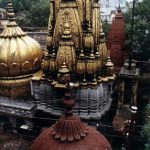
102 20 110 37
0 0 50 27
124 0 150 60
141 104 150 150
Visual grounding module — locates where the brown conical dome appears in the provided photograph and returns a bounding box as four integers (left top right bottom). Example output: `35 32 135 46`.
31 93 112 150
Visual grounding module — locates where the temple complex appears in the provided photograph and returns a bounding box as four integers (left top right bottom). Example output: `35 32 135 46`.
0 0 116 135
0 0 147 149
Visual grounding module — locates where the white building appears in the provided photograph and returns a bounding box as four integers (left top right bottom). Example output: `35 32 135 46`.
100 0 127 23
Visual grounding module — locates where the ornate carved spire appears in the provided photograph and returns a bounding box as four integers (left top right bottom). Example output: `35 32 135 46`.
56 12 76 72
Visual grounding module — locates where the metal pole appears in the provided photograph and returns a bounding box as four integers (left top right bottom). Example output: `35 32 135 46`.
129 0 136 69
127 105 138 149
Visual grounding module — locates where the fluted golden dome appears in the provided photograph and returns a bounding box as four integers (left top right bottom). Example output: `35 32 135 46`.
0 0 43 98
0 1 43 78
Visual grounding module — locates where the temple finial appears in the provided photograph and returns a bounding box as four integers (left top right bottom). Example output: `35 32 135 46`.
7 0 16 22
63 93 74 117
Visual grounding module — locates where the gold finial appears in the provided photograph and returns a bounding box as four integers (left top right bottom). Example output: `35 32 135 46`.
105 50 113 67
95 46 101 73
51 47 56 58
91 74 98 86
105 50 114 78
84 22 94 48
57 61 70 84
63 93 74 117
7 0 16 22
79 49 85 58
81 75 88 86
87 22 92 34
58 62 70 74
100 32 105 42
77 49 86 75
95 46 100 58
89 48 95 59
97 76 102 83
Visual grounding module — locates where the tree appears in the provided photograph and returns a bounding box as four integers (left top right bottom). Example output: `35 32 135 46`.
124 0 150 60
102 19 110 37
0 0 50 27
141 104 150 150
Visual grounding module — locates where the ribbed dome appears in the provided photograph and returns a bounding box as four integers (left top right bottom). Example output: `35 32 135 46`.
0 1 43 78
31 124 111 150
31 93 112 150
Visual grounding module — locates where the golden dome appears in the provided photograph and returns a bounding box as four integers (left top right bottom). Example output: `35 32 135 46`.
0 1 43 78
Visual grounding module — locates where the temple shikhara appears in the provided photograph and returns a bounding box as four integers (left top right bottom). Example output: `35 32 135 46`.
107 7 128 74
30 0 115 120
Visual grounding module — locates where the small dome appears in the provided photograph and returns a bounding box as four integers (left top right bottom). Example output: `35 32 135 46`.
31 93 112 150
0 2 43 78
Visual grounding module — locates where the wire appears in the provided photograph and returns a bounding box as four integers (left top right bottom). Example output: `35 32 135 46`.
1 119 150 137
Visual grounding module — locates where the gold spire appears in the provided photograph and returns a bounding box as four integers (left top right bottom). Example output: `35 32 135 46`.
99 32 108 67
86 48 97 74
44 0 113 84
49 47 56 72
0 0 26 38
77 49 86 74
95 46 101 72
105 50 114 78
105 50 114 67
56 13 76 72
7 0 16 22
84 23 94 48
